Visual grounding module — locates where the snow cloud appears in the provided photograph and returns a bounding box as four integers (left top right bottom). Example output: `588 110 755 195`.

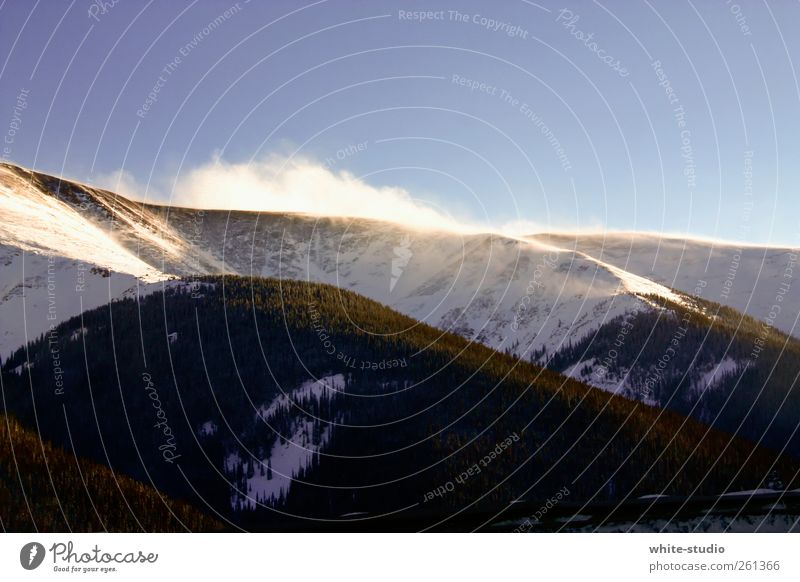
97 156 475 232
92 155 557 236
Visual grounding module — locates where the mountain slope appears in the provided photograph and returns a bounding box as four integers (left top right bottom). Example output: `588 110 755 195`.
0 162 687 362
4 163 795 363
0 412 222 531
549 292 800 456
159 206 690 356
2 161 798 447
2 276 797 530
0 164 167 281
0 164 169 356
533 232 800 337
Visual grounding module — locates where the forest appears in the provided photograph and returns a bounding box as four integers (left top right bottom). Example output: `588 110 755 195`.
2 276 797 531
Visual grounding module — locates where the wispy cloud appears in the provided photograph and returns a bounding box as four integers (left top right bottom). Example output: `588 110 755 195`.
106 155 475 232
92 155 559 236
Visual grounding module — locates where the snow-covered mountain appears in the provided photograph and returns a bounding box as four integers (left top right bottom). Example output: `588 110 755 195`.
531 232 799 337
1 161 796 376
1 165 161 355
5 161 800 495
0 162 666 360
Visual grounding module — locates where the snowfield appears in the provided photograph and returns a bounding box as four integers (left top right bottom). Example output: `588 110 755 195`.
1 162 796 390
0 165 166 281
533 232 800 337
226 374 344 509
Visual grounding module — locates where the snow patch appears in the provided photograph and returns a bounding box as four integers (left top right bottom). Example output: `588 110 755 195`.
229 374 343 509
70 327 88 341
199 421 217 436
692 358 740 394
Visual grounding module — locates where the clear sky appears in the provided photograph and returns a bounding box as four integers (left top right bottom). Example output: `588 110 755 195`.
1 0 798 244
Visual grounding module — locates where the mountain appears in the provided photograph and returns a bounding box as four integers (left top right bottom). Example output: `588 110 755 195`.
549 293 800 455
1 164 163 356
3 161 800 530
4 161 800 456
5 161 791 363
0 412 222 531
531 232 799 338
1 162 663 363
2 276 796 530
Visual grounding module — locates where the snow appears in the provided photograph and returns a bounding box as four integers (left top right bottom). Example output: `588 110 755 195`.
199 421 217 436
257 374 344 421
3 161 799 401
692 358 740 394
0 165 173 357
562 357 630 395
0 166 167 282
534 232 800 337
577 250 688 306
0 246 146 358
244 419 331 507
229 374 343 509
70 327 88 341
721 488 781 497
232 215 653 361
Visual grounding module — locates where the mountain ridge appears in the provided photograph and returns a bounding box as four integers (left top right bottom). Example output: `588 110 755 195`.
2 160 798 394
0 161 691 360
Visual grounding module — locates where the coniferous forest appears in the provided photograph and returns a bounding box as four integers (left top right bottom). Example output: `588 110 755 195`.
2 276 797 531
548 293 800 456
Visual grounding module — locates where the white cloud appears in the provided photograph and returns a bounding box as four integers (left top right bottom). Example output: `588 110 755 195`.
91 155 571 236
77 158 791 246
166 155 472 232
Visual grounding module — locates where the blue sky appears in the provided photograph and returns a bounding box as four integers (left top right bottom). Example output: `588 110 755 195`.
1 0 798 243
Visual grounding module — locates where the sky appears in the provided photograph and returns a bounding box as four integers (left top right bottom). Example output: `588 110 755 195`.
1 0 799 243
